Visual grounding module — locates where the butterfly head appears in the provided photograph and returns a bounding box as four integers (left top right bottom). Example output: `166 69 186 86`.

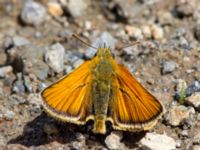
96 47 113 60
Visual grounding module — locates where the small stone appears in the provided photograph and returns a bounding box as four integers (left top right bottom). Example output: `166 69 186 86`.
0 66 13 78
151 24 164 40
140 133 176 150
141 25 151 38
165 105 193 126
13 36 30 46
193 145 200 150
71 141 84 150
175 2 194 18
185 81 200 97
9 94 26 105
186 92 200 111
65 0 88 17
6 144 29 150
85 32 116 59
45 43 65 73
21 0 47 26
12 80 25 95
105 131 123 150
181 117 195 130
179 130 189 138
176 139 182 148
125 25 143 40
48 2 63 17
193 132 200 144
4 110 15 120
161 61 177 74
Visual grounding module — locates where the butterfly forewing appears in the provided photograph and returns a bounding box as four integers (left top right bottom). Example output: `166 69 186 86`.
41 61 93 124
108 64 163 131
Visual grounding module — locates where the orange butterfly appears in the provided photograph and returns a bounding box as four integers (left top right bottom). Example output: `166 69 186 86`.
41 38 164 134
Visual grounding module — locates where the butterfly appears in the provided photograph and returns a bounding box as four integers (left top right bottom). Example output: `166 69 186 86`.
41 38 164 134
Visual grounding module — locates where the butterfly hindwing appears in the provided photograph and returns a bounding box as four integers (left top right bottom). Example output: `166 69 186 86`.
41 61 93 124
108 64 163 131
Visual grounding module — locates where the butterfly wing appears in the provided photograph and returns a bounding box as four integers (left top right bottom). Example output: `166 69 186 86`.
108 64 163 131
41 61 93 124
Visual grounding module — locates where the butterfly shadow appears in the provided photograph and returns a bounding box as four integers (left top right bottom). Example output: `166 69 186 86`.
8 112 88 147
8 112 147 148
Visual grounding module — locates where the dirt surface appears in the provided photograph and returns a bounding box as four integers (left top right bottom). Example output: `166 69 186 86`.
0 0 200 150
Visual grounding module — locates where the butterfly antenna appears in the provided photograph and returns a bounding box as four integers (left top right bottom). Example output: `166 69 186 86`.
119 41 141 50
72 34 98 50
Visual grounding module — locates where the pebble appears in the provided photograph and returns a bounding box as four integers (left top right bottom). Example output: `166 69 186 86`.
4 110 15 120
176 139 182 148
9 94 26 105
85 32 116 59
141 25 152 38
65 0 88 17
45 43 65 73
21 0 47 26
193 132 200 145
12 79 25 94
0 66 13 78
185 81 200 97
140 132 176 150
161 61 178 74
6 144 29 150
186 92 200 111
125 25 143 40
151 24 164 40
165 105 194 126
13 36 30 46
47 2 63 17
105 131 123 150
193 145 200 150
179 130 189 138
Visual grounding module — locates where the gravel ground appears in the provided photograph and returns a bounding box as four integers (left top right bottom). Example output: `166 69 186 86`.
0 0 200 150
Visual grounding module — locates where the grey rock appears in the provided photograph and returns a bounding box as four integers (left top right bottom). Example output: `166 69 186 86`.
186 92 200 111
12 79 25 95
7 44 48 81
179 130 189 138
21 0 47 26
193 132 200 145
85 32 116 59
9 94 26 105
45 43 65 73
0 66 13 78
65 0 88 17
140 132 176 150
175 139 182 148
185 81 200 97
161 61 178 74
105 131 123 150
164 105 194 126
193 145 200 150
4 110 15 120
194 25 200 41
13 36 30 46
175 2 194 18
